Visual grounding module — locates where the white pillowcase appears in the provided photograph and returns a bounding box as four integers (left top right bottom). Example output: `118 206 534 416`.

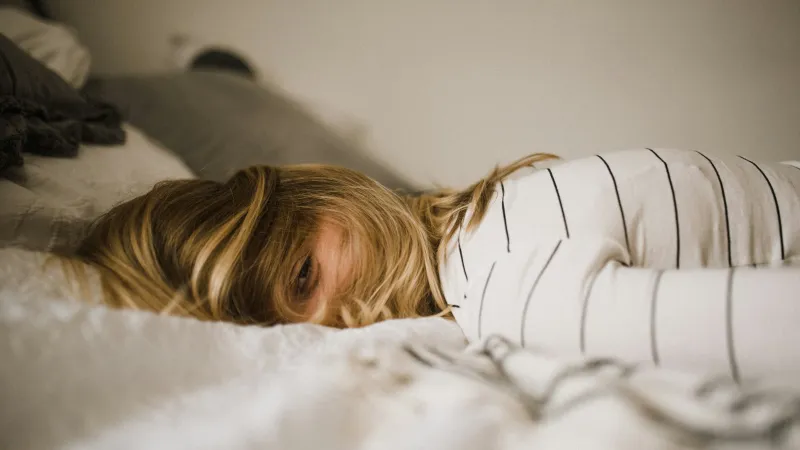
0 6 91 88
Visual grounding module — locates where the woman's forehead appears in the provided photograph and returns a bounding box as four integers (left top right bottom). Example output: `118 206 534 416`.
313 221 352 251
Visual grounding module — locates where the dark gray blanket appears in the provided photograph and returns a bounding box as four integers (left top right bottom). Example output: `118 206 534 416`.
0 33 125 174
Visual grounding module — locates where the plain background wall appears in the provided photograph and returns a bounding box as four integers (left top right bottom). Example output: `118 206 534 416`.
50 0 800 187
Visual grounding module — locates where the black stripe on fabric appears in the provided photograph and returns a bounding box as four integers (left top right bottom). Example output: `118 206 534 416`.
402 345 436 368
578 271 599 355
695 151 732 267
648 148 681 269
520 240 562 346
596 155 631 259
458 236 468 283
547 168 570 238
650 270 664 366
500 182 511 253
476 261 497 340
738 156 785 260
725 268 741 382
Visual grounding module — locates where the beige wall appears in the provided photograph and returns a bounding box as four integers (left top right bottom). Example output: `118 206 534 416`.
51 0 800 187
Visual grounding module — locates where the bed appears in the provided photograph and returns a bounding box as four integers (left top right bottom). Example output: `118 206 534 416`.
2 5 799 450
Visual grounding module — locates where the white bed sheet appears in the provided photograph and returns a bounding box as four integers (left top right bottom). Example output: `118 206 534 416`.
0 123 194 252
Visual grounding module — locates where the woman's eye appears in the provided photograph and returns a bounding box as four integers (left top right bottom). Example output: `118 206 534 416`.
296 257 313 293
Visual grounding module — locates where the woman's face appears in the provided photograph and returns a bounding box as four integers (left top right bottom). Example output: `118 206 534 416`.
296 221 355 320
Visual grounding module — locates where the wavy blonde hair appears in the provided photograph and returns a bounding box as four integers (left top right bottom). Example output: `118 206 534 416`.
71 153 557 327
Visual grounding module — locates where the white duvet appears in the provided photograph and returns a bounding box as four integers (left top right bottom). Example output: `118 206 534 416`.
2 250 799 450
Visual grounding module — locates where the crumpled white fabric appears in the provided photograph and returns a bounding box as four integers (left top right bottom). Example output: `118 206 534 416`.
2 251 799 450
0 7 91 88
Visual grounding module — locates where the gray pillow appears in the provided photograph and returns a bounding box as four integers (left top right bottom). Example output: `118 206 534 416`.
83 71 414 190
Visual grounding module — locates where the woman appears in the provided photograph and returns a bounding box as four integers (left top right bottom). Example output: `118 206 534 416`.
73 149 800 377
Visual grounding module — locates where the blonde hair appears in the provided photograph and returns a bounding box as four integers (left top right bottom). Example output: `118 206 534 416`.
71 153 557 327
407 153 558 265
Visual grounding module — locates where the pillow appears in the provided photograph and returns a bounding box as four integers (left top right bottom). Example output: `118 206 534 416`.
0 6 90 88
83 71 415 190
0 124 194 252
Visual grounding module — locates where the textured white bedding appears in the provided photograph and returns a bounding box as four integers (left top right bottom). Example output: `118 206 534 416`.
0 255 466 449
1 248 798 450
